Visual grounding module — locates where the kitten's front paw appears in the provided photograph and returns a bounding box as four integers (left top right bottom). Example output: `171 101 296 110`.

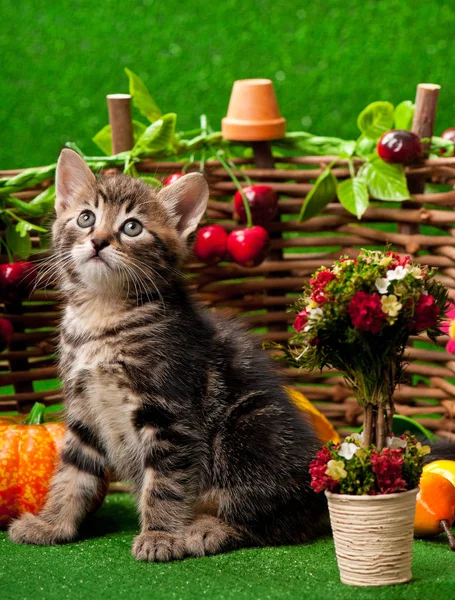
132 531 185 562
8 513 75 545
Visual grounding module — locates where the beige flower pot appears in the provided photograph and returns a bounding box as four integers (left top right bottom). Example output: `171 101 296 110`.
326 488 418 587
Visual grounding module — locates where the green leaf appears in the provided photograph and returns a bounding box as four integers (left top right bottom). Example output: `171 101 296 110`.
29 184 56 212
125 68 161 123
357 101 395 140
359 158 410 201
92 121 147 155
132 113 176 157
6 196 45 217
429 135 454 157
279 132 356 157
139 176 163 188
6 226 31 259
394 100 415 131
299 167 337 221
337 178 369 219
15 219 46 235
355 135 377 159
92 124 112 155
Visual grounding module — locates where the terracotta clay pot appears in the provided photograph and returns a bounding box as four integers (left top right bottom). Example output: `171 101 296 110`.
222 79 286 141
326 488 418 587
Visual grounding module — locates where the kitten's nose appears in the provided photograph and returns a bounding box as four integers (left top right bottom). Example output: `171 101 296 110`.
91 238 109 253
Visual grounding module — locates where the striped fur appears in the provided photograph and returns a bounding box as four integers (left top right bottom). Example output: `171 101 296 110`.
9 150 325 561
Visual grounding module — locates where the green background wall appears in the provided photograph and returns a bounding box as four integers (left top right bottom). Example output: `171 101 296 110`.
2 0 455 168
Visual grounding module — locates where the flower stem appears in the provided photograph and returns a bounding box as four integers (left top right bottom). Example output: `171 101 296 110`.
0 236 13 263
376 399 385 451
216 150 253 228
364 404 373 447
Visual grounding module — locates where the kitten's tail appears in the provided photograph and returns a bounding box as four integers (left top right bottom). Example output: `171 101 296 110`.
425 442 455 464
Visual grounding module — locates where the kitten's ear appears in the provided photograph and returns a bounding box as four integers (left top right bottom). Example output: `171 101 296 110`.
55 148 95 215
159 173 209 239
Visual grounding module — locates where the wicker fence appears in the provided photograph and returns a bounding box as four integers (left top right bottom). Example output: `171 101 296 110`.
2 85 455 440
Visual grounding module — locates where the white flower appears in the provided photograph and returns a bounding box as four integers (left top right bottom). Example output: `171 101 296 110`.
348 431 365 445
303 307 323 332
386 436 407 450
405 264 424 279
308 307 323 321
381 294 403 317
338 442 359 460
375 277 390 294
386 266 407 281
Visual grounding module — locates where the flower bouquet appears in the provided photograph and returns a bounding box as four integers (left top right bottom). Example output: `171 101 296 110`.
290 249 448 450
281 249 449 586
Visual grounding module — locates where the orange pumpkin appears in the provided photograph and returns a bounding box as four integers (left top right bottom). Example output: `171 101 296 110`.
414 471 455 547
0 403 66 527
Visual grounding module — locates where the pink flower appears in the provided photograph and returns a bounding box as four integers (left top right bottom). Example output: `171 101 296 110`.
347 291 387 334
441 302 455 335
409 294 439 333
293 309 309 332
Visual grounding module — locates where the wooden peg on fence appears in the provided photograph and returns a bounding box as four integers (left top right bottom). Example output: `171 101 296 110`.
412 83 441 158
107 94 134 153
400 83 441 239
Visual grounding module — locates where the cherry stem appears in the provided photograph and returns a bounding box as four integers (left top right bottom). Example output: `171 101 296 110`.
228 157 252 186
0 236 13 263
216 150 253 228
23 402 46 425
440 520 455 551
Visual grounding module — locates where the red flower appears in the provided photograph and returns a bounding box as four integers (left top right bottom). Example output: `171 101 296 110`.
371 448 407 494
311 288 327 304
339 258 358 265
386 251 412 269
347 291 387 334
309 446 337 493
294 309 309 332
310 269 337 290
409 294 439 332
310 270 336 305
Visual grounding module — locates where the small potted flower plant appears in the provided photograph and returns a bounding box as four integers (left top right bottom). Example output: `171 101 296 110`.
282 249 448 586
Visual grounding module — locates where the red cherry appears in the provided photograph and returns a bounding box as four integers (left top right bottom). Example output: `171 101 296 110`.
377 130 423 164
234 185 279 226
227 226 270 267
163 173 185 186
0 318 13 352
194 225 228 265
0 261 37 303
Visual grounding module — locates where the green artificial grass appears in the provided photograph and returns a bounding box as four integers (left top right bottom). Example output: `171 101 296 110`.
1 493 454 600
2 0 455 168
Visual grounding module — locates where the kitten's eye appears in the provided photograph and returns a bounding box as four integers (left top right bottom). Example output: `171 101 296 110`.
122 219 143 237
77 211 96 228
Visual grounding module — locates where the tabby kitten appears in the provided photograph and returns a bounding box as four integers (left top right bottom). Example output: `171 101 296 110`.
9 149 324 562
